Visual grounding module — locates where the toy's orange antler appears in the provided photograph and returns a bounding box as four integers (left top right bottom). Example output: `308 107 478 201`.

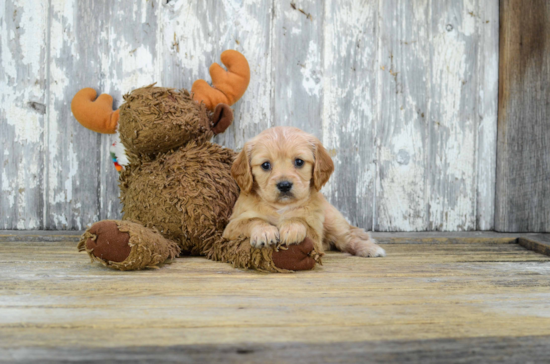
71 88 119 134
192 50 250 110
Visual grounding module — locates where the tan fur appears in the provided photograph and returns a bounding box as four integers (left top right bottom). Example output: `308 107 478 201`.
224 126 386 257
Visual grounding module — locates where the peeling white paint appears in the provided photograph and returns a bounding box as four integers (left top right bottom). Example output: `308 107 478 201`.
114 42 156 93
462 0 477 36
16 0 45 75
1 20 17 79
5 104 42 143
0 0 48 229
160 1 212 82
1 173 15 209
320 0 378 227
377 119 427 231
300 41 322 97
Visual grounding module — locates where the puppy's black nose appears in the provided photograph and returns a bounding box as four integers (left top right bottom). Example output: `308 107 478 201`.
277 181 293 193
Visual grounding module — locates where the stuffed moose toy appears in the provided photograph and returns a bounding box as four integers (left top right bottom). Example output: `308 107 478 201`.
71 50 321 272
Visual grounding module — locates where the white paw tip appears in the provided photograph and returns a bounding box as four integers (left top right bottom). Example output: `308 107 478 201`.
375 246 386 257
354 245 386 258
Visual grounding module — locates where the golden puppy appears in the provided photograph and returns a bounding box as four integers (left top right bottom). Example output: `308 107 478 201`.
223 126 385 258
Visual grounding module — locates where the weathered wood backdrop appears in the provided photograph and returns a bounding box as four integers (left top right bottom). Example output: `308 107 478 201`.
496 0 550 232
1 0 499 231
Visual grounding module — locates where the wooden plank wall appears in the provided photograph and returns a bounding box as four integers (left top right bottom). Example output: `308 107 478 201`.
496 0 550 232
0 0 499 231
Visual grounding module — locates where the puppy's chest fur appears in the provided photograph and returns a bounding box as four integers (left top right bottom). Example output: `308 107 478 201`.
257 193 326 241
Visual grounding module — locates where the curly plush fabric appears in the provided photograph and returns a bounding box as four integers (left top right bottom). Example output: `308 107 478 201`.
78 220 180 271
206 236 322 273
120 140 239 255
118 85 213 156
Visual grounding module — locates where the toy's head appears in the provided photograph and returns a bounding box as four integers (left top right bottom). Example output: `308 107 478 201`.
116 86 233 155
71 50 249 155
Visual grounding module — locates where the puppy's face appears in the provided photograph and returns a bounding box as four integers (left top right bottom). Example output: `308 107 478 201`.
250 133 314 204
232 127 334 205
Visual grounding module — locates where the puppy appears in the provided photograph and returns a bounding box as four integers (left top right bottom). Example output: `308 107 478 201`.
223 126 385 258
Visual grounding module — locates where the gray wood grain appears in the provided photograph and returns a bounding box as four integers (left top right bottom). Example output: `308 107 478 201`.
376 0 497 231
45 0 104 229
0 0 48 229
2 235 550 363
375 0 430 231
321 0 378 230
3 336 550 364
271 0 324 138
518 236 550 257
496 0 550 232
475 1 499 230
1 0 500 231
426 0 479 231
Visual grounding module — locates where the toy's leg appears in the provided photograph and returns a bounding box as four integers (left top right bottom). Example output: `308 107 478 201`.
78 220 180 271
272 238 322 271
204 233 322 272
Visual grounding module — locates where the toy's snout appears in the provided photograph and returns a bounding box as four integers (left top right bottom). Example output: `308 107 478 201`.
211 103 233 135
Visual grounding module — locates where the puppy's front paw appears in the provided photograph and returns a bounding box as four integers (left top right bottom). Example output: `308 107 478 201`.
350 238 386 258
278 222 307 245
250 225 279 248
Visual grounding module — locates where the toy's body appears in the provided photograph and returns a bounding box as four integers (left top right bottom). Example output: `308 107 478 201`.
117 86 238 257
72 51 319 272
121 140 237 255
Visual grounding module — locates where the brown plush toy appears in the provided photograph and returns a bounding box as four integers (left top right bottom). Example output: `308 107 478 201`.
71 50 321 272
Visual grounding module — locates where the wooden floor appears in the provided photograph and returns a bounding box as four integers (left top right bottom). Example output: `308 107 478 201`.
1 232 550 363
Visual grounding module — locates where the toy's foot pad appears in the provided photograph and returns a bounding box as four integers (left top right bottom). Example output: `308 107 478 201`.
85 221 131 262
272 237 318 271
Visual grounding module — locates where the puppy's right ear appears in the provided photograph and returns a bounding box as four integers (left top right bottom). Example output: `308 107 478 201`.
312 139 335 191
231 145 253 192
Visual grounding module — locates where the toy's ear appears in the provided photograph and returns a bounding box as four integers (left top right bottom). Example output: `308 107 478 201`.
71 88 119 134
211 103 233 134
312 138 334 191
231 144 253 192
192 50 250 110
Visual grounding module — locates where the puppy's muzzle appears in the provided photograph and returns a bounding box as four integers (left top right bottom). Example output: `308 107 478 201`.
276 181 293 193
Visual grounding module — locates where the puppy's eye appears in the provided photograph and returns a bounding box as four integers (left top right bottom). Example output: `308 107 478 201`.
261 161 271 171
294 158 304 168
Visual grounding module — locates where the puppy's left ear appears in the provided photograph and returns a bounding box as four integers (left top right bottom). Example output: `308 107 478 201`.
232 144 253 192
211 103 234 134
312 139 334 191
